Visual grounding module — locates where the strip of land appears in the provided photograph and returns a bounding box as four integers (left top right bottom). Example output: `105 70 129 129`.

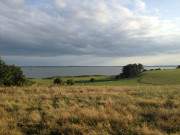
31 69 180 86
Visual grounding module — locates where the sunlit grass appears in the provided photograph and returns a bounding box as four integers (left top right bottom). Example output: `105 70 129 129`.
0 85 179 135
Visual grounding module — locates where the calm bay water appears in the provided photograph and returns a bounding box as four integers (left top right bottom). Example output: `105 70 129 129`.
21 66 176 78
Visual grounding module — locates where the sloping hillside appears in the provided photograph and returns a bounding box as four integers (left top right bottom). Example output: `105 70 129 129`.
139 69 180 85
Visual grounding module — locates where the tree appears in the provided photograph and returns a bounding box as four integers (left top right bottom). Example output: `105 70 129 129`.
120 64 144 78
177 65 180 69
0 58 5 65
137 64 144 72
0 58 26 86
0 59 6 85
3 65 26 86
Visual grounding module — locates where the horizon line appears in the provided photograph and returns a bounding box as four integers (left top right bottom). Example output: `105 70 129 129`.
20 65 178 67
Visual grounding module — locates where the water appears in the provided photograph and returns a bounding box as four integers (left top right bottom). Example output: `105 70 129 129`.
21 66 176 78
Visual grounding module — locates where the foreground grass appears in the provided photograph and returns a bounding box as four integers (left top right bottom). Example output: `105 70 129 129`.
0 86 179 135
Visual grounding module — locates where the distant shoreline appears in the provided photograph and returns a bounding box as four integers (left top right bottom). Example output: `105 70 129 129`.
30 75 108 79
21 66 177 78
21 65 177 67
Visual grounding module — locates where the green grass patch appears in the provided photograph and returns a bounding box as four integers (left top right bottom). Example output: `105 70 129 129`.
139 69 180 85
30 69 180 86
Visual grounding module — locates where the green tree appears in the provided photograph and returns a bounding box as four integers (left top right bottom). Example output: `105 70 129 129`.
0 58 6 85
121 63 144 78
176 65 180 69
0 58 26 86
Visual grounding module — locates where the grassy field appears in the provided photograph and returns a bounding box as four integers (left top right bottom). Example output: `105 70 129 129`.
31 75 110 86
31 69 180 86
0 69 180 135
139 69 180 85
0 85 179 135
31 76 140 86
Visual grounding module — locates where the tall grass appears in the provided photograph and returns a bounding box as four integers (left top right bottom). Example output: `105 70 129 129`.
0 86 179 135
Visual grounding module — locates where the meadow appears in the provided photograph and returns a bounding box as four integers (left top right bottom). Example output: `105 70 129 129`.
31 69 180 86
0 69 180 135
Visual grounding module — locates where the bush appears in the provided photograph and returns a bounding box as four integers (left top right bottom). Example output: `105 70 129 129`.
0 58 26 86
121 64 144 78
90 78 95 82
3 65 26 86
53 78 63 85
66 79 74 85
176 65 180 69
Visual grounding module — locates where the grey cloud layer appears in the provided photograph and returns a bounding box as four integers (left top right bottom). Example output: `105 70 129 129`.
0 0 180 57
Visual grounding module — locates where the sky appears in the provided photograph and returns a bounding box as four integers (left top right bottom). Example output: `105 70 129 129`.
1 0 180 66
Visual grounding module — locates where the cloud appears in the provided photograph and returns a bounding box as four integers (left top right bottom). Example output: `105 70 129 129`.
54 0 66 8
1 0 24 7
0 0 180 60
134 0 146 12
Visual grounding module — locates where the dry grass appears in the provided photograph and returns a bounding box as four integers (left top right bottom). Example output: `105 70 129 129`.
0 85 179 135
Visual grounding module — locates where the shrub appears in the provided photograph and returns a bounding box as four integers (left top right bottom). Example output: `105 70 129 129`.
4 65 26 86
53 78 63 85
155 68 161 70
66 79 74 85
90 78 95 82
121 64 144 78
176 65 180 69
0 58 26 86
